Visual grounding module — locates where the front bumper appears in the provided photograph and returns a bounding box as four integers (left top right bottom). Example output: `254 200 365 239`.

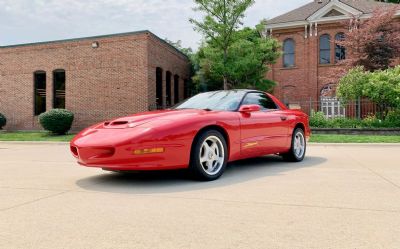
70 128 191 171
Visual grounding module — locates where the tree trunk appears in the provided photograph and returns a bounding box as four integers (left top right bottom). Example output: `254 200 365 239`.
223 76 228 90
223 48 228 90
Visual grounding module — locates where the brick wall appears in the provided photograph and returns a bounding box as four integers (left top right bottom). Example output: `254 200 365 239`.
267 15 400 114
267 23 349 104
0 31 190 131
147 34 190 108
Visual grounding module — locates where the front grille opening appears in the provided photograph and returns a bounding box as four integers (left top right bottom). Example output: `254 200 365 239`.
70 146 79 157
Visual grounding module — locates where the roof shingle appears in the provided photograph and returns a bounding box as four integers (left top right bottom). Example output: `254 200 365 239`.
267 0 395 25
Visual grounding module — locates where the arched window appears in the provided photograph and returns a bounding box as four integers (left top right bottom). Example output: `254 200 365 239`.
283 39 295 68
319 34 331 64
53 69 66 109
335 33 346 62
166 71 172 106
174 75 179 104
156 67 163 108
34 71 46 115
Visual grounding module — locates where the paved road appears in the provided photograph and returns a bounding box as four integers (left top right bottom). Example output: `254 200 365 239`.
0 142 400 249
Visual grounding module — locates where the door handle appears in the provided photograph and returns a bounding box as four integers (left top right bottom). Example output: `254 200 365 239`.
280 116 287 121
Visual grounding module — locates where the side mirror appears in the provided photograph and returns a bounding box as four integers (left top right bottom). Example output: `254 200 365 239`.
239 104 261 113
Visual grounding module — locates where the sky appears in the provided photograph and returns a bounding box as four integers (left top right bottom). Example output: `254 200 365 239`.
0 0 311 49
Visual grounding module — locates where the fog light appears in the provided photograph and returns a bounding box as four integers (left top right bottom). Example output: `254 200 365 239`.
133 148 165 155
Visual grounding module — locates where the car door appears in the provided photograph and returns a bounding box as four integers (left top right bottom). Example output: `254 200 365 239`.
239 92 289 157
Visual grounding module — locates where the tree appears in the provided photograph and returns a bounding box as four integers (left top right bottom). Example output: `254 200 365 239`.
164 39 194 57
337 66 400 119
193 25 280 92
190 0 255 89
325 6 400 83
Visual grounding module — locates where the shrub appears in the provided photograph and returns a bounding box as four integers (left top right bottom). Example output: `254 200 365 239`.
0 113 6 130
309 111 400 128
329 118 362 128
361 114 381 128
385 110 400 128
39 109 74 135
309 111 327 128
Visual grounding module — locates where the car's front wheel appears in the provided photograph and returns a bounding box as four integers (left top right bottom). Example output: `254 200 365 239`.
190 130 228 181
282 127 306 162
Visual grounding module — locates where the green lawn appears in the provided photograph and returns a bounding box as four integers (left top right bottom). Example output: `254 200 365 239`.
310 134 400 143
0 131 75 142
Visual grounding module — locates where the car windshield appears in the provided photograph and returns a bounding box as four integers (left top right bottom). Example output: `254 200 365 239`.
174 91 246 111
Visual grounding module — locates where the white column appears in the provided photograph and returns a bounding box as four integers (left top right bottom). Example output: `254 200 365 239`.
304 25 308 39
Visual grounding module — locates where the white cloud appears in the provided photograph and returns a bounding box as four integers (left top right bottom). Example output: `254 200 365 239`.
0 0 310 49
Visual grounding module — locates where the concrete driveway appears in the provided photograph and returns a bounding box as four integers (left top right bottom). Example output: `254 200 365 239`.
0 142 399 249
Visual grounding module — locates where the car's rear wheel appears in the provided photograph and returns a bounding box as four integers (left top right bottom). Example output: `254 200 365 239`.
282 127 306 162
190 130 228 181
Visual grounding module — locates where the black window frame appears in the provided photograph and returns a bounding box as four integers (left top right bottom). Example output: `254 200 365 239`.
156 67 163 108
282 38 295 68
34 70 47 116
335 32 346 63
238 92 279 112
166 71 172 106
319 34 331 65
53 69 66 109
174 74 179 104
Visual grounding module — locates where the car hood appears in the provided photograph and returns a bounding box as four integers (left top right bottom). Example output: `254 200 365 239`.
98 109 219 129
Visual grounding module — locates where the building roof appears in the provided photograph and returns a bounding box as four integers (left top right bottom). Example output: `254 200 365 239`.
268 0 395 25
0 30 189 60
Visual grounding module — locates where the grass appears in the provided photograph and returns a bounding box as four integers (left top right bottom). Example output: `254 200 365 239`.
310 134 400 143
0 131 74 142
1 132 400 143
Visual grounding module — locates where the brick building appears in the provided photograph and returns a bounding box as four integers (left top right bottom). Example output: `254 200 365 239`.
0 30 190 131
265 0 399 111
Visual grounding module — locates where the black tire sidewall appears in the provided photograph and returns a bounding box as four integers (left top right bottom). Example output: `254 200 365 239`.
190 130 228 181
290 128 306 161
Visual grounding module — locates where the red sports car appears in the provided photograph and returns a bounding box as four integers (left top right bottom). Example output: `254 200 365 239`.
70 90 310 181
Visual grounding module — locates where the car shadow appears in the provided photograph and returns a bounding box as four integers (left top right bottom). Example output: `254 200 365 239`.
76 155 327 194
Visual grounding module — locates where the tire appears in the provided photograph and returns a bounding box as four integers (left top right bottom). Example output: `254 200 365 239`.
189 130 228 181
282 127 306 162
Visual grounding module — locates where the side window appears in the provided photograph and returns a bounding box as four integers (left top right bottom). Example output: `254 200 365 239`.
241 92 278 111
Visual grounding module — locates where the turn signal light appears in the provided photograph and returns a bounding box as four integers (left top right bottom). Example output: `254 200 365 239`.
133 148 165 155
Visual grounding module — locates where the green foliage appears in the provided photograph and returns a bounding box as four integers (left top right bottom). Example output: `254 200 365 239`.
337 66 368 102
309 111 328 128
190 0 255 89
164 39 194 57
337 66 400 119
0 113 6 129
309 111 400 128
38 109 74 135
385 110 400 127
194 26 280 91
